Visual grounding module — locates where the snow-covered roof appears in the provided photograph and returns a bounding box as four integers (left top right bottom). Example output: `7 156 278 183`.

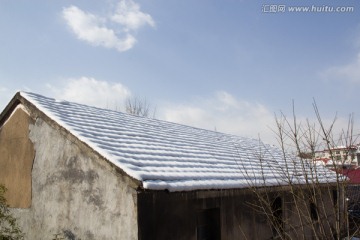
13 92 336 192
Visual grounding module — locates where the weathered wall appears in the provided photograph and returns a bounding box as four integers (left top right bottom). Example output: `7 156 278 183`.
138 190 273 240
138 188 339 240
0 106 34 208
12 116 139 240
284 188 342 239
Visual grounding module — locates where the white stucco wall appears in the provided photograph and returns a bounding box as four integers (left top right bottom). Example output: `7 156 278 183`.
12 117 139 240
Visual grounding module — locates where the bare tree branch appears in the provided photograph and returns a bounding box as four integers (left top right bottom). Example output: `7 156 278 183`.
125 96 156 118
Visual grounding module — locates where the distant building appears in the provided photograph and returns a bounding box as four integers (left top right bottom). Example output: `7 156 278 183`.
314 145 360 168
314 145 360 184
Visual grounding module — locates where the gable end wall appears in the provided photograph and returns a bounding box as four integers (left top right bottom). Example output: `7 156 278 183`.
10 111 139 240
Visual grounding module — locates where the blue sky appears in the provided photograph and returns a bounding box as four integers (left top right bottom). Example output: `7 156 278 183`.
1 0 360 144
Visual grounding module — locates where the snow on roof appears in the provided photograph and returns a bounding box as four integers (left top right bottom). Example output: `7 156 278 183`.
18 92 336 192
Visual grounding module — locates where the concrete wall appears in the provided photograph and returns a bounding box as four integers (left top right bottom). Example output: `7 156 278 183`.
9 111 139 240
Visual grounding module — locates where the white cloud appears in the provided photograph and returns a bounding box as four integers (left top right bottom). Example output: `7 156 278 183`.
47 77 131 109
157 91 360 148
62 0 155 52
112 0 155 31
159 91 276 144
321 53 360 84
62 6 136 52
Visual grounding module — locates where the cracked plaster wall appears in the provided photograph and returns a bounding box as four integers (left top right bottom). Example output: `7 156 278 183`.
12 115 138 240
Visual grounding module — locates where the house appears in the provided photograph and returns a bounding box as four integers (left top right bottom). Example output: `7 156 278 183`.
314 145 360 183
0 92 342 240
314 145 360 168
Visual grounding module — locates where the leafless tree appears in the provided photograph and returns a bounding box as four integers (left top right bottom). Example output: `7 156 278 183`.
125 96 156 118
239 101 358 239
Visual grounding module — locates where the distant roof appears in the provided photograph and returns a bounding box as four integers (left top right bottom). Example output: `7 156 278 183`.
2 92 336 192
315 145 359 153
